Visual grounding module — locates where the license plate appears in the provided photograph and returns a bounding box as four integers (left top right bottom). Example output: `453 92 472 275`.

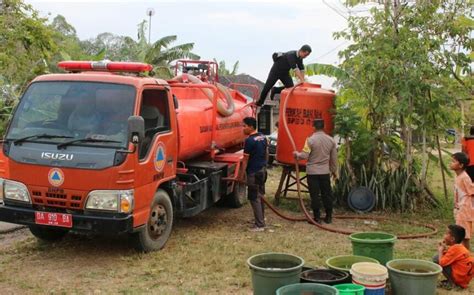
35 211 73 228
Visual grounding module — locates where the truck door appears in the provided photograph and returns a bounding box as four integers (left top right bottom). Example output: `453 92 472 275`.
137 88 177 180
132 87 177 250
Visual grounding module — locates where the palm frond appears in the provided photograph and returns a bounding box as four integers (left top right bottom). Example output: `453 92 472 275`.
305 63 349 80
152 35 178 48
231 61 239 75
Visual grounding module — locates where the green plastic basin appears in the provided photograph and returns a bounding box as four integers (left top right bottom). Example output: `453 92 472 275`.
247 252 304 295
386 259 442 295
326 255 380 272
334 283 365 295
349 232 396 265
276 283 339 295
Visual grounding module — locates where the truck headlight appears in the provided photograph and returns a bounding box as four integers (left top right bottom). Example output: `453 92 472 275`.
86 190 134 213
3 179 30 203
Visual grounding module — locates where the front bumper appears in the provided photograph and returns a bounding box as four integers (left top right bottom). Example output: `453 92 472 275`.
0 204 134 235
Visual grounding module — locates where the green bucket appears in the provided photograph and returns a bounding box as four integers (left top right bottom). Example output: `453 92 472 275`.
326 255 380 272
386 259 442 295
247 252 304 295
334 283 365 295
349 232 396 265
276 283 339 295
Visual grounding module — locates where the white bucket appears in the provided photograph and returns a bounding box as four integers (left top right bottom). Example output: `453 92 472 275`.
350 262 388 294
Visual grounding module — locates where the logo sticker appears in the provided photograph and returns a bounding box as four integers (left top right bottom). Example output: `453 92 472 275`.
154 143 166 172
48 168 64 187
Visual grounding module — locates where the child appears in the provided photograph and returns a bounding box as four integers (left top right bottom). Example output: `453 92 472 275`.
435 225 474 289
450 152 474 250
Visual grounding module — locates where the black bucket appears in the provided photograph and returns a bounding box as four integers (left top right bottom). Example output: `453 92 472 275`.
300 269 350 285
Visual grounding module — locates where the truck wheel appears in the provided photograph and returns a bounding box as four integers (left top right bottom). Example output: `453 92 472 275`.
133 189 173 252
29 225 68 241
228 181 247 208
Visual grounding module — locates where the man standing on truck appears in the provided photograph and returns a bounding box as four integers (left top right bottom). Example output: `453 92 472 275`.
256 45 312 107
293 119 338 224
243 117 268 232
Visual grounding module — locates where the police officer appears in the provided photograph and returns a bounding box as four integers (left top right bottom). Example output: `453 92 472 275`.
256 45 312 107
293 119 337 224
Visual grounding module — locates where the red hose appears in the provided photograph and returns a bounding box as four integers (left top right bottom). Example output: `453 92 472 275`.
261 84 437 239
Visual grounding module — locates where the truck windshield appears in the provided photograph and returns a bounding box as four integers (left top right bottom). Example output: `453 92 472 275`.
6 81 136 148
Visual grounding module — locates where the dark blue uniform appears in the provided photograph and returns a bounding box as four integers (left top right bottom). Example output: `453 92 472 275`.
244 132 268 229
244 132 268 174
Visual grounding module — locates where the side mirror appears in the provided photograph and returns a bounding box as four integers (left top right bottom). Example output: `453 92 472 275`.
128 116 145 144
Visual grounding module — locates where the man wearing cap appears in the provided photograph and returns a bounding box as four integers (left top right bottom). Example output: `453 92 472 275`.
293 119 338 224
256 45 312 107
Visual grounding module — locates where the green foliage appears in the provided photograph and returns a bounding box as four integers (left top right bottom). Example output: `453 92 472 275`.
75 20 200 78
0 0 203 139
304 63 349 81
0 0 58 90
213 59 239 76
136 20 200 78
310 1 472 211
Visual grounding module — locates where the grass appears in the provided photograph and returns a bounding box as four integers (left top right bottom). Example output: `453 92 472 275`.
0 159 472 294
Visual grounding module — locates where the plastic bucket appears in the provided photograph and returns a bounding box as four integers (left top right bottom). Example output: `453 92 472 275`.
334 283 365 295
247 252 304 295
349 232 396 265
326 255 380 273
301 265 317 273
300 268 349 285
276 283 339 295
386 259 442 295
350 262 388 295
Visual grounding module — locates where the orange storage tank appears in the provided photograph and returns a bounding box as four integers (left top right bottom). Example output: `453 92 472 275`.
170 84 253 161
276 83 335 165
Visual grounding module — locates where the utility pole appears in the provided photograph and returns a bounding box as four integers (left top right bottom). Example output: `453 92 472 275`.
146 8 155 44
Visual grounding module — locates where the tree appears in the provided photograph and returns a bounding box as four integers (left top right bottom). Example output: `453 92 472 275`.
48 15 97 71
0 0 61 134
0 0 58 90
213 59 240 76
307 0 472 210
137 20 200 78
79 20 200 78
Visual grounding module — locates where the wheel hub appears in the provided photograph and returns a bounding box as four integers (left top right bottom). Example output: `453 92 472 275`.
148 204 168 240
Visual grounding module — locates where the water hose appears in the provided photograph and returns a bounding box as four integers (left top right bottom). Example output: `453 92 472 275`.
170 74 235 117
260 84 437 239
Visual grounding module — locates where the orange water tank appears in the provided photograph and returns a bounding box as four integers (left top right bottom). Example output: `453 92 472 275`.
170 85 253 161
276 83 335 165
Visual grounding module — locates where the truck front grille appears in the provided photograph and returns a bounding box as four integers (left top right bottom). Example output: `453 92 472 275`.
30 188 85 210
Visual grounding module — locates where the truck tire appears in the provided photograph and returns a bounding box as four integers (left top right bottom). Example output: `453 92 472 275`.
133 189 173 252
29 225 68 241
228 182 247 208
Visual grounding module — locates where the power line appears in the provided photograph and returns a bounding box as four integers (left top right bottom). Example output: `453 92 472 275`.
322 0 349 20
306 41 350 63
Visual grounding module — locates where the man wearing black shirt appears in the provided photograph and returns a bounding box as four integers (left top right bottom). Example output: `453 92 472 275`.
256 45 312 106
243 117 268 231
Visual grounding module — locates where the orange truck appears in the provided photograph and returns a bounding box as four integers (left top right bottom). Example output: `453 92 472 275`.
0 60 255 251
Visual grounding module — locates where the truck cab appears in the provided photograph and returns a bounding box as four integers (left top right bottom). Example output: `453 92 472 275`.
0 61 250 251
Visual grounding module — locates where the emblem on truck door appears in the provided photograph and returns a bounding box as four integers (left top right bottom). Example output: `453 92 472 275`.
154 143 166 172
48 168 64 187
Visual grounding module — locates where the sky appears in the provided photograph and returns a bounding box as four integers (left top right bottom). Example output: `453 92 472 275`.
26 0 372 89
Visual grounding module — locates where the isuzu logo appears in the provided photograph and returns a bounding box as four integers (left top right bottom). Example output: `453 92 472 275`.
41 152 74 161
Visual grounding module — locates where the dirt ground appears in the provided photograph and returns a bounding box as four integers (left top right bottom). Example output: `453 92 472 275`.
0 167 472 294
